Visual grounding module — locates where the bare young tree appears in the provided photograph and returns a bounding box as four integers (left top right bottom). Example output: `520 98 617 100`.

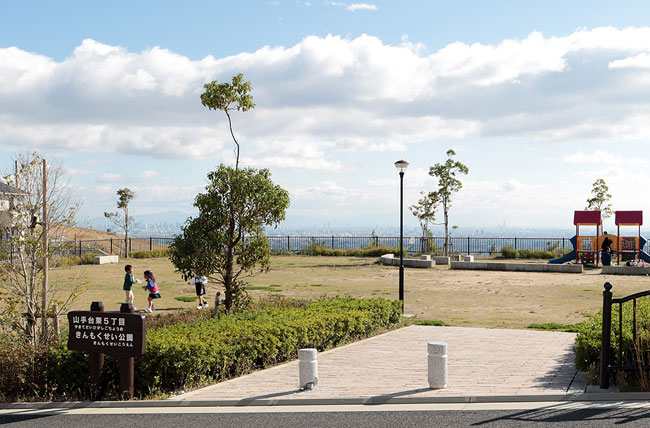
104 188 135 258
0 152 82 345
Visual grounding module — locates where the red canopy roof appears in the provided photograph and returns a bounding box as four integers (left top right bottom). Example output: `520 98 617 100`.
615 210 643 226
574 210 602 226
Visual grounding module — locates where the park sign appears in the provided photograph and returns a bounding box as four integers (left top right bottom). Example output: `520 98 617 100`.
67 310 146 357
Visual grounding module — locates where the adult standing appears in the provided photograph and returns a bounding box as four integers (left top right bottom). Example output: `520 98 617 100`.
601 232 614 266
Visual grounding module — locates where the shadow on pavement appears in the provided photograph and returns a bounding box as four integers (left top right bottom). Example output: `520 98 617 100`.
473 406 650 425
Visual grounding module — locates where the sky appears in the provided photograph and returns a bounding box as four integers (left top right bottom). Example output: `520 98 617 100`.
3 0 650 232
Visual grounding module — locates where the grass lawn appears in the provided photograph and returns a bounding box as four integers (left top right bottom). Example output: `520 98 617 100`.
42 255 650 329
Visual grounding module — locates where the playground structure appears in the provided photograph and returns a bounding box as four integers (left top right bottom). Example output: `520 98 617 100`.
614 210 649 264
576 210 601 265
548 210 650 266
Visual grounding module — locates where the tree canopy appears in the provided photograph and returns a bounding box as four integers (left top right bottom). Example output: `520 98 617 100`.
200 73 255 169
585 178 612 220
169 165 289 311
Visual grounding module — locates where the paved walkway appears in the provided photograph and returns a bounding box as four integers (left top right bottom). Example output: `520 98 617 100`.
172 326 579 402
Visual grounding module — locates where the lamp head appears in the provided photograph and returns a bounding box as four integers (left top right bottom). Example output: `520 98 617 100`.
394 160 409 172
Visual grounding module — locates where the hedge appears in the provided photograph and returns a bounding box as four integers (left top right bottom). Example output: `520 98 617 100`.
0 297 401 401
500 246 567 260
302 245 400 257
129 249 171 259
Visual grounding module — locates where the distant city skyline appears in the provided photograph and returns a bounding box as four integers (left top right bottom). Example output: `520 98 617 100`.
3 1 650 230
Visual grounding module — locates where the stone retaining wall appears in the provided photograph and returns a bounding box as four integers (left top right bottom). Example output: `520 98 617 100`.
450 261 583 273
380 254 435 268
601 266 650 275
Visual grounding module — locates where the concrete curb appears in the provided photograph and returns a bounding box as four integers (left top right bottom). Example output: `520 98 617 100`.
3 391 650 409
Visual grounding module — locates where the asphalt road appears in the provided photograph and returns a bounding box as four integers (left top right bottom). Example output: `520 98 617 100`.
3 404 650 428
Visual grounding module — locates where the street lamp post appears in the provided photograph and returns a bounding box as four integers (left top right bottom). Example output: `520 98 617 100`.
394 160 409 313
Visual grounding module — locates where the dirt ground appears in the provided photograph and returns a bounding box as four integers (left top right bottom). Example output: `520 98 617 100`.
37 256 650 329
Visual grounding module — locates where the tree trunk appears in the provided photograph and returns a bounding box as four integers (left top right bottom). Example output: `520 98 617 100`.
444 206 449 256
124 210 129 258
224 248 234 311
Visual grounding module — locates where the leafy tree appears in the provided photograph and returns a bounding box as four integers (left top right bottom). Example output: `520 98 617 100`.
428 149 469 256
201 73 255 169
169 165 290 311
104 188 135 258
0 152 82 345
409 191 438 252
585 178 612 220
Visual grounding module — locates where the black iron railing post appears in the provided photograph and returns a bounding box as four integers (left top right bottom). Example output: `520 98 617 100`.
600 282 613 389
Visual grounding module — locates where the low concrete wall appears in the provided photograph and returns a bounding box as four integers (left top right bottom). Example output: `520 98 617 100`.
94 255 119 265
432 256 450 265
450 261 583 273
380 254 435 268
602 266 650 275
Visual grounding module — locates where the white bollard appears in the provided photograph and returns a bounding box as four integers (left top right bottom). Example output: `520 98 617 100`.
298 348 319 390
428 342 447 389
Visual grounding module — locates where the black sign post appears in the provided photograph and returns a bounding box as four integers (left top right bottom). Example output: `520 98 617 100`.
88 301 104 399
68 301 146 400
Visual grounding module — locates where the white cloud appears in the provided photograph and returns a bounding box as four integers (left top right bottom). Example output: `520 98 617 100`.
368 142 407 152
347 3 377 11
138 170 158 180
290 181 368 204
609 52 650 69
96 173 122 183
5 27 650 169
326 2 377 12
563 150 646 166
64 167 90 176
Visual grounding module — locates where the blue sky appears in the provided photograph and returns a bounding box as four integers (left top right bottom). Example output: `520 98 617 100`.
3 1 650 231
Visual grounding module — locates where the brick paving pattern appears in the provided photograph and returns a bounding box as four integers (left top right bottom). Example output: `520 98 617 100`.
172 325 578 401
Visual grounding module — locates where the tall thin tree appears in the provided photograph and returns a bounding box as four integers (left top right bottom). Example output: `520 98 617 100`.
104 188 135 258
428 149 469 256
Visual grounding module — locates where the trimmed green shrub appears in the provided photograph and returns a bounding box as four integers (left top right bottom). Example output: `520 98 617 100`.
501 246 518 258
575 298 650 372
500 247 567 260
304 245 399 257
129 249 170 259
57 253 99 267
0 297 401 401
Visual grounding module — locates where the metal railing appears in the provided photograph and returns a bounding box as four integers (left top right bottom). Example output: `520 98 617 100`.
5 235 649 259
599 281 650 389
265 236 576 255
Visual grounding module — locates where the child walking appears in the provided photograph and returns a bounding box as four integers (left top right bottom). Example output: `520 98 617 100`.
188 274 209 310
142 270 161 313
123 264 140 308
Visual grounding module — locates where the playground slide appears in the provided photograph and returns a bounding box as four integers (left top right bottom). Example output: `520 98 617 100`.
640 250 650 264
640 237 650 264
548 235 577 264
548 250 576 264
